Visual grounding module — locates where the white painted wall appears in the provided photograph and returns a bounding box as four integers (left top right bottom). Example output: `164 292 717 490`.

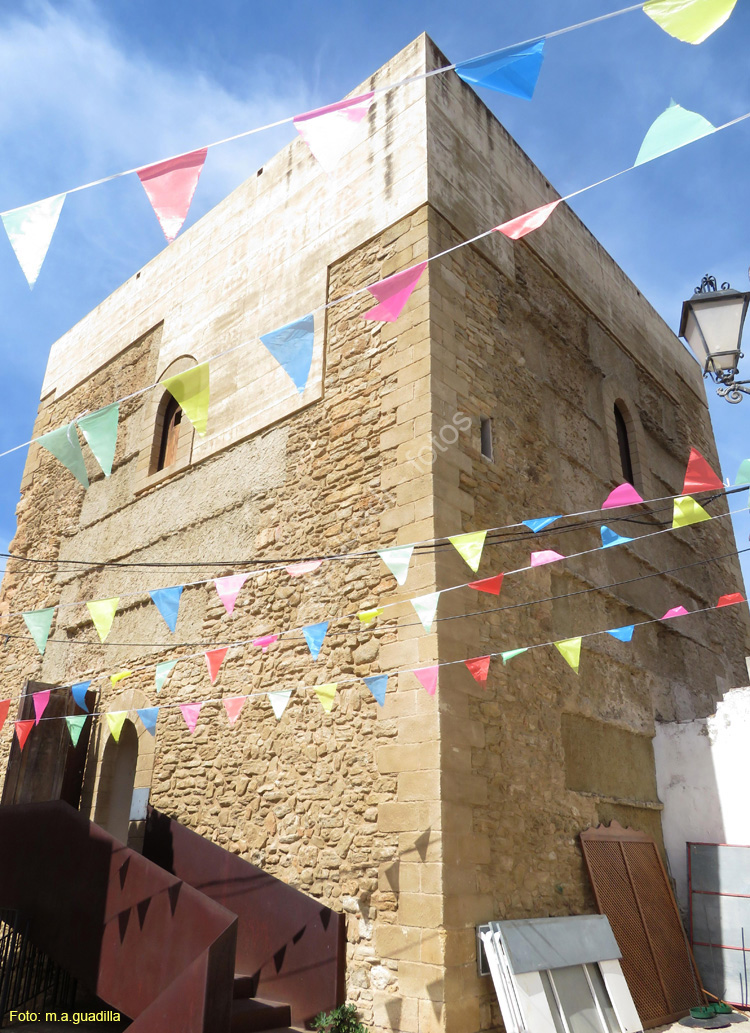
654 683 750 910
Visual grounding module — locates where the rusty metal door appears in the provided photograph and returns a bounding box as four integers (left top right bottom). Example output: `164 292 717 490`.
580 822 704 1029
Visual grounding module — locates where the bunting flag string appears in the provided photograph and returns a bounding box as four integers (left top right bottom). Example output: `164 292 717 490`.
4 499 748 673
0 0 739 290
11 542 744 718
4 592 746 744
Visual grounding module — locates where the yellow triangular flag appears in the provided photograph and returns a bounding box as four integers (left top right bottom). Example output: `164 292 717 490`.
448 530 487 573
555 637 582 673
106 711 127 742
110 670 133 687
161 363 210 437
315 682 337 713
672 495 711 528
86 598 119 642
644 0 737 44
357 608 384 624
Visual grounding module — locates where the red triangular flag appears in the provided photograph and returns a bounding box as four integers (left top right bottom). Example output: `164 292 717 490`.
0 699 10 734
468 573 504 595
493 200 560 240
363 262 427 322
465 656 491 684
137 148 208 243
205 647 229 684
15 719 34 751
717 593 745 607
683 448 723 494
223 696 246 726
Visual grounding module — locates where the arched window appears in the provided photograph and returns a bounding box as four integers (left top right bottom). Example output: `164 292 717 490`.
614 403 635 487
156 394 183 472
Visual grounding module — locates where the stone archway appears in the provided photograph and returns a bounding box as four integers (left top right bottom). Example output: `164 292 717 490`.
94 718 138 843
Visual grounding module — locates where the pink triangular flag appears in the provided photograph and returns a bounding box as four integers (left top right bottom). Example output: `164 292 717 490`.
32 689 50 725
530 550 565 567
15 720 34 751
363 262 427 322
286 559 323 577
494 200 560 240
137 147 208 242
602 483 644 509
662 605 689 620
214 574 248 615
253 634 278 652
468 573 504 595
223 696 246 726
683 448 724 494
414 666 438 695
465 656 491 684
180 702 202 734
205 647 228 683
293 93 373 173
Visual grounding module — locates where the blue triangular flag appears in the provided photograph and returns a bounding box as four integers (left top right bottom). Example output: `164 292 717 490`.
600 525 634 549
522 515 561 533
363 675 388 707
260 314 315 394
71 681 92 712
303 620 329 660
137 707 159 736
606 625 635 642
455 39 545 100
149 586 184 633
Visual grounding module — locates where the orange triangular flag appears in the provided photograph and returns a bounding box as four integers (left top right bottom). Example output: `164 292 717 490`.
205 647 229 684
683 448 723 494
15 720 34 751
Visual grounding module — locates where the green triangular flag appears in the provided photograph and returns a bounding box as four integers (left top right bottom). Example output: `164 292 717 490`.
161 363 210 437
65 714 88 747
672 495 711 528
22 607 54 655
106 711 127 742
155 659 178 693
77 403 119 477
86 598 119 642
735 460 750 485
643 0 737 44
37 422 89 487
555 637 582 673
501 648 527 664
635 101 715 166
448 530 487 573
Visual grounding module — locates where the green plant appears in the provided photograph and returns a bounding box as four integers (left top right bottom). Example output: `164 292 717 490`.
310 1002 370 1033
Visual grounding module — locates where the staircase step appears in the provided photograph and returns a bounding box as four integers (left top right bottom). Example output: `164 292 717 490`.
233 972 259 998
230 997 292 1033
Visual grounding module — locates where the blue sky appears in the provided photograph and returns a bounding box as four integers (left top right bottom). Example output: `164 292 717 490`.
1 0 749 583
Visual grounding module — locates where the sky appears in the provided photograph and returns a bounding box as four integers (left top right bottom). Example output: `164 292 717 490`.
0 0 749 584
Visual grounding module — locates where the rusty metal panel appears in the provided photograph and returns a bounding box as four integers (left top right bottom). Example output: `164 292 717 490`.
581 821 704 1029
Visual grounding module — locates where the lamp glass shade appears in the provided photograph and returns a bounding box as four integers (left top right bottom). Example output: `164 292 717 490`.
681 291 750 373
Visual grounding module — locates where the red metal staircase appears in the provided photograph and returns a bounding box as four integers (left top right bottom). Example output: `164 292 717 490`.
0 802 345 1032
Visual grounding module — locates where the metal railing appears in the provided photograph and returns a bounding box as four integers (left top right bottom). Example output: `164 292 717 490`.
0 908 76 1027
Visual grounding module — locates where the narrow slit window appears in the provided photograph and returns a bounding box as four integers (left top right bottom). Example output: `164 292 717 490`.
481 417 493 460
614 405 634 486
157 395 183 471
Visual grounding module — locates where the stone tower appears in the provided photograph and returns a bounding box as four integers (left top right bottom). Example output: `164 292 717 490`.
0 34 747 1033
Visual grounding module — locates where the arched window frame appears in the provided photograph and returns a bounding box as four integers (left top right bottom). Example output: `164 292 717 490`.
601 382 648 498
135 354 196 493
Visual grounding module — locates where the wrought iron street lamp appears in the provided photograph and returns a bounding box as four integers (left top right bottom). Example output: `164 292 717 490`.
679 274 750 403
